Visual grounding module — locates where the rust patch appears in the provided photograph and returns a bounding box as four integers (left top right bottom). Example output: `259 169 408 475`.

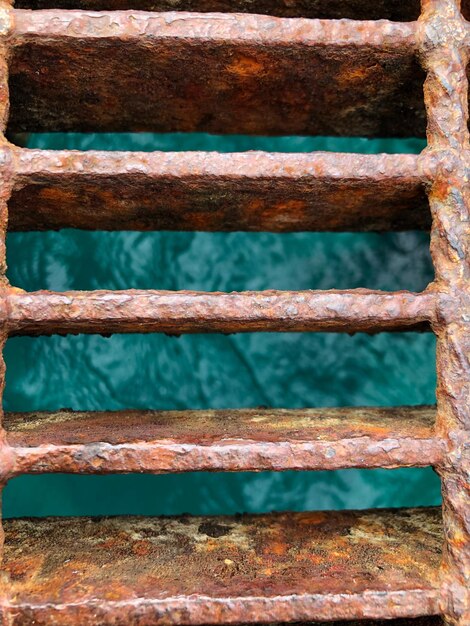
0 0 466 624
10 0 422 21
0 509 442 625
417 0 470 624
6 11 425 136
2 406 443 475
7 148 430 232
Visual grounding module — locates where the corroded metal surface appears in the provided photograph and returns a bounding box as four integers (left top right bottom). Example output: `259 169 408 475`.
0 3 11 282
0 509 442 625
7 11 425 135
3 288 436 335
0 0 10 564
8 149 430 232
0 335 7 557
2 406 442 476
206 621 445 626
418 0 470 624
11 0 422 21
0 1 466 624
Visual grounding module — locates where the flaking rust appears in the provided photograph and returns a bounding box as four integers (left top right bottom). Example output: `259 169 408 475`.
0 0 11 568
0 0 467 623
2 288 436 335
0 509 443 625
2 406 444 475
6 11 424 136
7 149 431 232
418 0 470 624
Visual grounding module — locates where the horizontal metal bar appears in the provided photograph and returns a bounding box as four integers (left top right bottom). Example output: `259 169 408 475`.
3 289 436 335
10 0 422 21
1 508 442 624
9 148 430 231
4 406 442 475
7 11 425 135
10 10 418 46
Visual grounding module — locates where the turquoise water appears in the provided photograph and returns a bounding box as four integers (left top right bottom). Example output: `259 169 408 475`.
2 133 441 517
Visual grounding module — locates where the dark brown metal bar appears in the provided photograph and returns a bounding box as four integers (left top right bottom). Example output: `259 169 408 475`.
418 0 470 624
2 406 442 476
1 508 442 625
6 10 425 136
7 148 430 232
10 0 422 22
3 288 436 335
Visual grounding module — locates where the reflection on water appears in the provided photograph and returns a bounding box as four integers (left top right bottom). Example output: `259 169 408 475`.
6 469 440 518
9 230 433 293
3 133 440 517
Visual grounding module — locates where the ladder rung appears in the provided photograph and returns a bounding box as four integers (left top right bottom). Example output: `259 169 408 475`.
4 289 436 335
1 508 442 624
9 149 429 232
8 11 424 136
5 406 441 475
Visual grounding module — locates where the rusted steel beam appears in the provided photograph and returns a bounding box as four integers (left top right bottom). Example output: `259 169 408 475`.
0 5 10 282
10 0 422 21
0 0 11 564
3 289 436 335
0 335 7 557
418 0 470 624
1 508 442 625
0 6 9 139
6 10 425 136
8 148 430 232
1 406 442 477
195 621 446 626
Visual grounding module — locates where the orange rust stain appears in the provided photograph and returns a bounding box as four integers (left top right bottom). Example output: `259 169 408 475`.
273 199 306 212
432 179 452 202
297 512 328 525
5 557 34 582
226 56 264 76
303 553 324 565
269 541 287 556
330 550 350 559
247 199 265 212
38 186 75 204
347 66 378 83
102 585 132 602
132 540 152 557
99 535 127 550
199 539 218 552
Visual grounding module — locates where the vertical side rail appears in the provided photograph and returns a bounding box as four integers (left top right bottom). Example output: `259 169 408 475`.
0 0 12 566
419 0 470 624
0 0 11 285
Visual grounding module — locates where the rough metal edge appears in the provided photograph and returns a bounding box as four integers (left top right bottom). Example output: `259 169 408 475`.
418 0 470 623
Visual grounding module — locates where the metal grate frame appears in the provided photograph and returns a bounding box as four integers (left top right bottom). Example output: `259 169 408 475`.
0 0 468 624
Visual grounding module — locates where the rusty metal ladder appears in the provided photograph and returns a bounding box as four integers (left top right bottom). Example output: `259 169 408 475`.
0 0 468 623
